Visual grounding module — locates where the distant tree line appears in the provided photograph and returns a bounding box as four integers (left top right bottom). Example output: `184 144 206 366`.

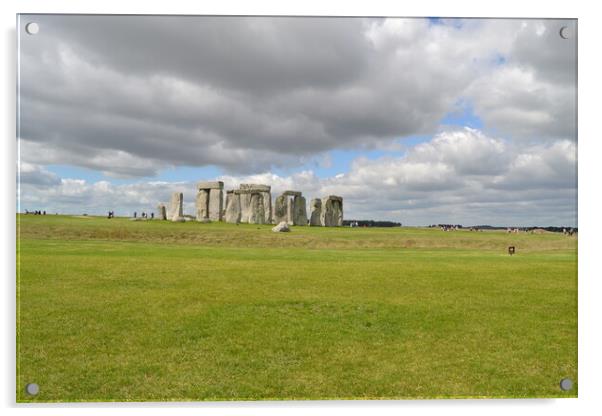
343 220 402 227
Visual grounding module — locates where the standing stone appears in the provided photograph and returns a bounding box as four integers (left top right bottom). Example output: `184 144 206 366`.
309 198 322 226
208 188 223 221
195 189 210 221
196 181 224 222
169 192 184 222
248 193 265 224
156 203 167 220
293 195 308 225
261 191 272 224
273 194 288 224
320 197 333 226
225 191 241 223
286 197 295 225
320 195 343 227
238 190 253 223
333 198 343 226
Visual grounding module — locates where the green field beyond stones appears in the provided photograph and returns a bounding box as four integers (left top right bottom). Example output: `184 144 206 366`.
16 214 577 401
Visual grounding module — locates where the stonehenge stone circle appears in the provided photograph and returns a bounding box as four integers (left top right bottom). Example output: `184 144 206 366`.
196 181 223 222
320 195 344 227
169 192 184 222
153 180 343 228
309 198 322 226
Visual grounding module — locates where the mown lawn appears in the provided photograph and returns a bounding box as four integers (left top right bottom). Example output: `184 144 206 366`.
16 215 577 401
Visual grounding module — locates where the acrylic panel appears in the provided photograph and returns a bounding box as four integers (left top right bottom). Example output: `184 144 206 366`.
16 15 577 402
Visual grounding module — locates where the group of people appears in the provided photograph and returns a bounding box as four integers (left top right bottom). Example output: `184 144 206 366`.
132 211 154 219
440 225 459 231
24 210 46 215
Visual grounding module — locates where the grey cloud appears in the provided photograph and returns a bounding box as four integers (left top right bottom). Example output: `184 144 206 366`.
18 163 61 187
19 16 575 176
19 129 576 226
467 20 577 140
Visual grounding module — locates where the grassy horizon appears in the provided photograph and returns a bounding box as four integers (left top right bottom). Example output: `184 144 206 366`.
17 215 577 401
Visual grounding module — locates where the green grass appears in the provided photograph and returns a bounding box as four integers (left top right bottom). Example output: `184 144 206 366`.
16 215 577 401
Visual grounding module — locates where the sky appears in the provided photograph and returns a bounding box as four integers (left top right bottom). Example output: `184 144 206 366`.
17 15 577 226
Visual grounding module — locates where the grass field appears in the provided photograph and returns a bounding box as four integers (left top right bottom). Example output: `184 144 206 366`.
16 214 578 401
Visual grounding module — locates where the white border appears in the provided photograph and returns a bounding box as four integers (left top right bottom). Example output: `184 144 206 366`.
3 1 600 415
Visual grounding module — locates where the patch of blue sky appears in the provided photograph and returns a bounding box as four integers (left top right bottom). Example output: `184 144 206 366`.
272 136 435 179
427 17 444 26
495 53 507 65
428 17 464 29
440 101 484 130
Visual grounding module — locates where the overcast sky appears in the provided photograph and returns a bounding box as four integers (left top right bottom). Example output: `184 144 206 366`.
17 15 577 226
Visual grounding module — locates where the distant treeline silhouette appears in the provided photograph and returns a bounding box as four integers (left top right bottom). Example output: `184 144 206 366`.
343 220 402 227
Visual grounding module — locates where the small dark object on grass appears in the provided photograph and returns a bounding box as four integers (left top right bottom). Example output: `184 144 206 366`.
508 246 515 255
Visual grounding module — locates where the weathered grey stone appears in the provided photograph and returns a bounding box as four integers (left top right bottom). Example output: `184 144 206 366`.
286 197 295 225
196 181 223 190
248 193 265 224
293 195 308 225
208 188 223 221
309 198 322 226
273 191 306 225
225 191 241 223
320 195 344 227
195 189 210 221
240 183 271 192
262 191 272 224
196 181 224 221
225 191 232 211
156 203 167 220
169 192 183 222
238 191 251 222
273 194 288 224
333 198 343 226
272 221 290 232
240 184 272 223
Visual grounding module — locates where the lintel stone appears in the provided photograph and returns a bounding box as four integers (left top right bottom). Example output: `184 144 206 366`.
197 181 224 190
240 183 271 192
282 190 302 197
